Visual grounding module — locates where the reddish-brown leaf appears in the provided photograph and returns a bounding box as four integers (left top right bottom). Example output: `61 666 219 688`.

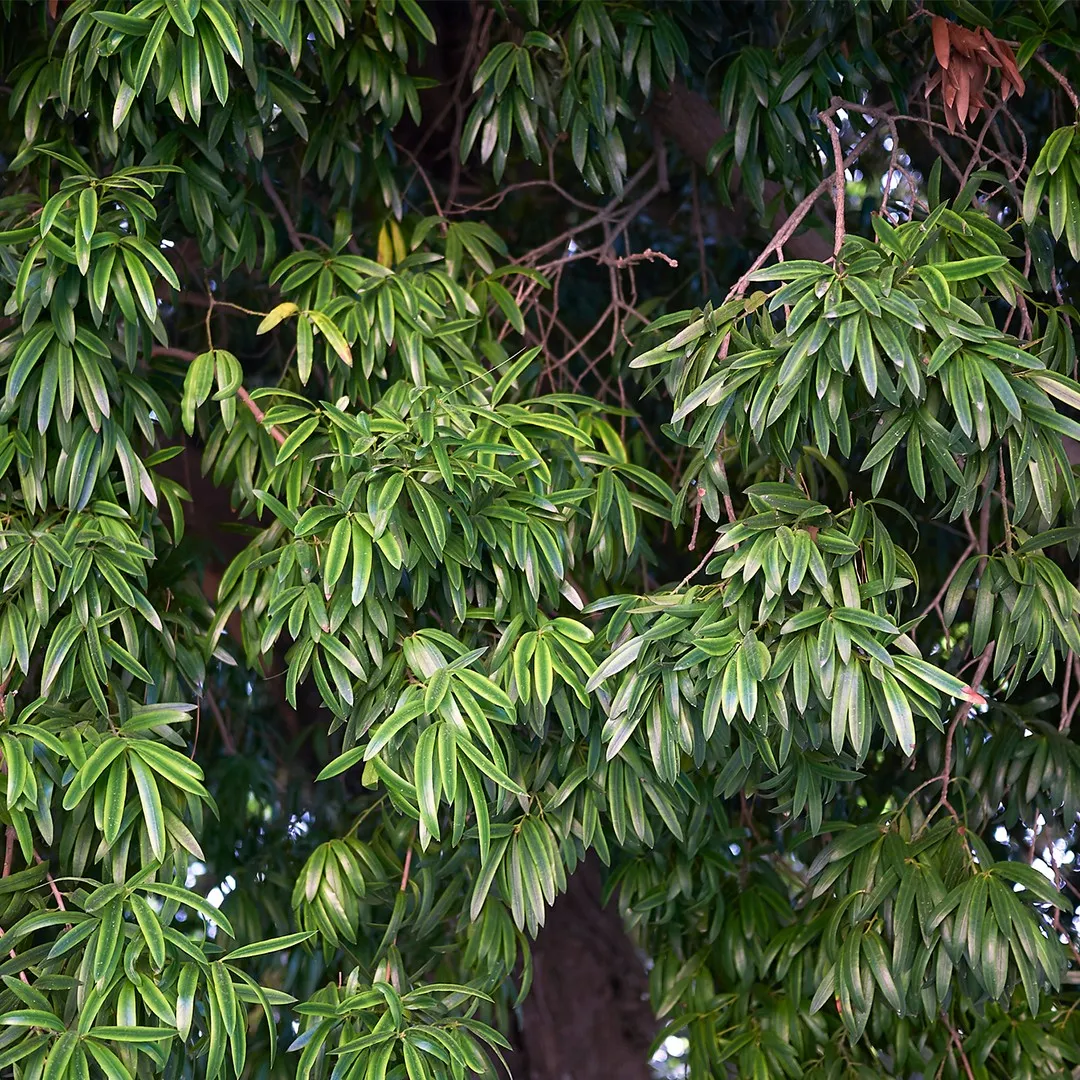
932 16 952 69
986 34 1025 96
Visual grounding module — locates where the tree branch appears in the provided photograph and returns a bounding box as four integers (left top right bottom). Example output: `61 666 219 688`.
819 106 847 257
261 170 304 254
726 126 878 299
648 81 834 264
151 346 288 446
237 386 287 446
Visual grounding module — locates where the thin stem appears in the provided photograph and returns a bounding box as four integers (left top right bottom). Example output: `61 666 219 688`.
1062 654 1074 731
820 108 847 258
383 842 415 985
998 448 1013 553
931 644 995 823
237 387 287 446
716 443 737 526
150 346 287 445
1062 654 1080 732
915 542 974 625
1036 51 1080 112
727 126 877 299
941 1012 977 1080
261 170 304 254
204 690 237 755
687 483 705 551
33 852 66 912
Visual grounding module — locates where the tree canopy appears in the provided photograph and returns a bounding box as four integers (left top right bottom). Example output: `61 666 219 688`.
4 1 1080 1078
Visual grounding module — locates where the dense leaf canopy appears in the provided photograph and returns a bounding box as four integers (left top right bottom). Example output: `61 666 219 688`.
4 1 1080 1078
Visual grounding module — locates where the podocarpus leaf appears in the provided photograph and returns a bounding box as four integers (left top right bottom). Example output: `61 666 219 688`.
4 7 1080 1078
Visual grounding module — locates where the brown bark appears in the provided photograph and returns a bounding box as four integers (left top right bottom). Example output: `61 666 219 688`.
648 81 834 264
507 860 655 1080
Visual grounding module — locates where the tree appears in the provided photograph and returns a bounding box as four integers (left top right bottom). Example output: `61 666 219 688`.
4 0 1080 1077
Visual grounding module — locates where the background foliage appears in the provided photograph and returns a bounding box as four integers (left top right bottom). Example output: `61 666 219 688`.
4 1 1080 1078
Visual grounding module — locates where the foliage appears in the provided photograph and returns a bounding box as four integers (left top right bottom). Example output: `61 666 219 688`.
3 1 1080 1079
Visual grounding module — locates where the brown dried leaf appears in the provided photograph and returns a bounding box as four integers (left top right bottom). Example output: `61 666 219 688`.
986 33 1025 96
969 61 987 104
956 60 971 123
950 25 984 57
932 16 952 69
943 67 959 109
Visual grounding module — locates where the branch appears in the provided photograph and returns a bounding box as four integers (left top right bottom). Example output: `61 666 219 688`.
941 1012 976 1080
648 82 833 263
237 386 287 447
261 170 304 254
1036 51 1080 112
934 643 995 821
150 346 287 446
727 126 879 299
819 106 847 257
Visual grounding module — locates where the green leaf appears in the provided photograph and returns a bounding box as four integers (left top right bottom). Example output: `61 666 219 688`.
223 931 315 961
992 861 1073 911
141 882 235 937
935 256 1008 281
275 416 320 467
62 738 126 811
306 310 353 367
129 754 167 862
585 636 644 691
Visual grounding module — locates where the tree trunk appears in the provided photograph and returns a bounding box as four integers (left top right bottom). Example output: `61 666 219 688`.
506 860 656 1080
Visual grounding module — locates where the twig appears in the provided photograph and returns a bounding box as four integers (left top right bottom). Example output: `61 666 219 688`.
261 171 303 254
204 690 237 755
941 1012 976 1080
383 843 415 985
0 920 28 983
152 346 199 362
237 387 287 447
601 247 679 269
958 103 1002 193
998 448 1013 553
932 644 995 823
2 827 13 879
33 852 66 912
150 346 288 446
877 114 902 220
1062 654 1074 731
978 473 993 568
726 126 878 299
915 542 975 625
1061 654 1080 733
677 538 722 591
687 483 706 551
819 106 847 258
1036 52 1080 112
397 143 444 220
